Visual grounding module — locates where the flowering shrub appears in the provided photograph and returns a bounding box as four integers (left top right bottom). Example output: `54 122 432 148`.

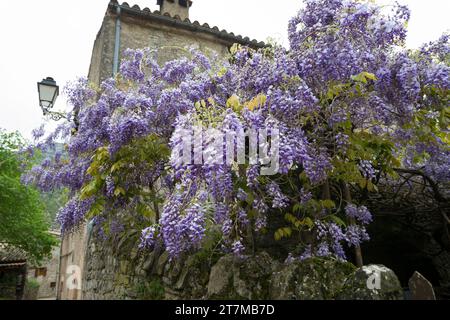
27 0 449 264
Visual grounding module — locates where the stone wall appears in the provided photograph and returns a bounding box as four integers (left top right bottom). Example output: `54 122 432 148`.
83 234 210 300
58 224 88 300
82 236 146 300
88 15 117 87
82 233 405 300
119 15 231 62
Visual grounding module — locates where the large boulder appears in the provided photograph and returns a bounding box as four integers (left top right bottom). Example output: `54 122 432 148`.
207 252 276 300
338 265 404 300
270 258 356 300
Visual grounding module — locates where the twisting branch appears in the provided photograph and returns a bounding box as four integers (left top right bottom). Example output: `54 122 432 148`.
341 181 364 268
393 168 448 203
393 168 450 231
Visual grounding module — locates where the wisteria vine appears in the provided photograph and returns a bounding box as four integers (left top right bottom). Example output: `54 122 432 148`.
26 0 449 264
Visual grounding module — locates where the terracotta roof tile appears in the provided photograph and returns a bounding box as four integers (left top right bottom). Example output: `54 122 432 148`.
0 244 27 264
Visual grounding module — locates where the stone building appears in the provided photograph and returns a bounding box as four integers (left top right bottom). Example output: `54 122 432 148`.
58 224 89 300
58 0 264 300
1 235 61 300
88 0 265 86
27 231 61 300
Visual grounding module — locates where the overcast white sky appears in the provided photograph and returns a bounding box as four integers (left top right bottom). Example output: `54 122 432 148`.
0 0 448 140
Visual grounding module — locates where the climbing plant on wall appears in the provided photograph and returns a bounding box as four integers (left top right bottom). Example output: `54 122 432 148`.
26 0 449 265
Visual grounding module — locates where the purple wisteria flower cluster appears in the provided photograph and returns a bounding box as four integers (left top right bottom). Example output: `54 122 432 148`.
291 204 373 262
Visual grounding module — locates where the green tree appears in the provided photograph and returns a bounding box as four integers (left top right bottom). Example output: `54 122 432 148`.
0 129 57 263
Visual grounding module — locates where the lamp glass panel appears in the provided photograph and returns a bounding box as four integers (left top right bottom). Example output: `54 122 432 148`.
39 84 57 103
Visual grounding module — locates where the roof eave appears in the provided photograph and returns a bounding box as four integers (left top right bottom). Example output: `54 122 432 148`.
107 1 267 50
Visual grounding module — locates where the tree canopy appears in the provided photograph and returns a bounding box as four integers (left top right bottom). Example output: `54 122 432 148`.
0 129 57 263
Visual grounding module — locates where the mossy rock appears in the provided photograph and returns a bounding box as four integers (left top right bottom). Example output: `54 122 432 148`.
337 265 404 300
270 258 356 300
172 255 212 299
207 252 276 300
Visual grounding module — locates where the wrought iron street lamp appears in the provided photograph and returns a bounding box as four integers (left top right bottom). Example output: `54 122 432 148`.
37 77 66 121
